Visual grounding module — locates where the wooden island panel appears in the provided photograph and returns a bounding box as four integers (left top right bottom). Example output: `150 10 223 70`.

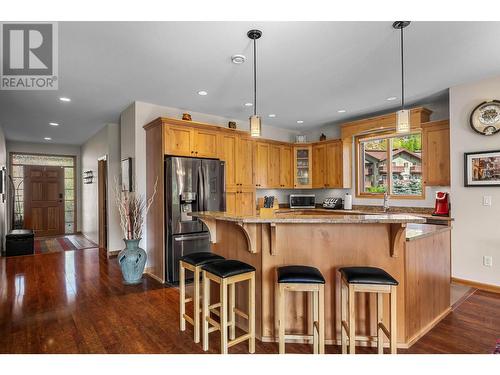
199 214 451 349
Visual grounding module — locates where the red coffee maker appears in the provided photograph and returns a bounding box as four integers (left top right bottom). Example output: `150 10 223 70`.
433 192 450 216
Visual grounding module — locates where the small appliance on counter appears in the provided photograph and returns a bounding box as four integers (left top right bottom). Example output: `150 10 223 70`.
344 193 353 210
432 191 450 216
322 197 344 209
289 194 316 209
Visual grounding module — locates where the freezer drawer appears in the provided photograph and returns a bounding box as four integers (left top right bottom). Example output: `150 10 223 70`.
166 232 211 284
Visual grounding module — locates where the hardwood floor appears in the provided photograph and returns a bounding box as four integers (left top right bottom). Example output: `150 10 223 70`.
0 248 498 354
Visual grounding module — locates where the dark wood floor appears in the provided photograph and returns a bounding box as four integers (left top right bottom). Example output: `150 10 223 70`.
0 248 498 354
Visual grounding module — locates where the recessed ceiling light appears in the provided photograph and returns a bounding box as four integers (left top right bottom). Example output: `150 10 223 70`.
59 97 71 102
386 96 397 101
337 109 346 113
244 102 253 107
297 120 304 124
231 54 246 64
44 137 52 141
268 114 276 118
197 90 208 96
49 122 59 126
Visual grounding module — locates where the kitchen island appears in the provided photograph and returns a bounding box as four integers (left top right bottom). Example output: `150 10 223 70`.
190 210 452 349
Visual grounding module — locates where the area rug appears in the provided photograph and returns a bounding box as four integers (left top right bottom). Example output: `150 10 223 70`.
494 339 500 354
34 236 97 254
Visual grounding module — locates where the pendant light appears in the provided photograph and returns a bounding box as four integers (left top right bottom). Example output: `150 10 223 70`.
393 21 411 133
248 29 262 137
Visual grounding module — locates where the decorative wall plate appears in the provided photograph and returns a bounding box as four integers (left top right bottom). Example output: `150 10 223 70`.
470 100 500 136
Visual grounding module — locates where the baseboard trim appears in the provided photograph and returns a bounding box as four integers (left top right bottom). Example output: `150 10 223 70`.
452 277 500 294
405 307 451 348
107 250 120 258
144 267 164 284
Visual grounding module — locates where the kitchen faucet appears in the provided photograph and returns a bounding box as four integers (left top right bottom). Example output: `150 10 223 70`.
383 192 390 213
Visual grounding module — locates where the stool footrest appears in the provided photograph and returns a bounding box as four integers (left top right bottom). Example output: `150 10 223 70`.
227 333 251 348
184 297 193 303
284 334 314 340
183 314 194 326
234 307 248 320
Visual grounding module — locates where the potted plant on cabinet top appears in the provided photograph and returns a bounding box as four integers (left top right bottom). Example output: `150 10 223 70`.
114 179 157 285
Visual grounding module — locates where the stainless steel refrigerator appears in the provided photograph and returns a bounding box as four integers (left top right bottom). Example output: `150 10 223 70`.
164 156 225 283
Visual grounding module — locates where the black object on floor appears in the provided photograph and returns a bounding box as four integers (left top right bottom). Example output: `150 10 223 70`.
6 229 34 257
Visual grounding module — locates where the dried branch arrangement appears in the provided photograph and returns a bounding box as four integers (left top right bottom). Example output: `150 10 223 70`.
114 177 158 240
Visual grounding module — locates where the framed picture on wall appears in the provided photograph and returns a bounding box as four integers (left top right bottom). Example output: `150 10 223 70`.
121 157 133 192
464 150 500 187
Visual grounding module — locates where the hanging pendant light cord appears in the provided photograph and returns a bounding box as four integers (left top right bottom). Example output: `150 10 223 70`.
400 26 405 110
253 37 257 116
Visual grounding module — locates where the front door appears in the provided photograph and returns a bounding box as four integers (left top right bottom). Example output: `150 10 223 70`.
24 166 65 237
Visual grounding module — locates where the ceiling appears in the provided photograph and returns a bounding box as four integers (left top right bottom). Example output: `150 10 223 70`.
1 21 500 145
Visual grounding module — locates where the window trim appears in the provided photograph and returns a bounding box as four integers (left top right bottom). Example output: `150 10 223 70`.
355 131 425 200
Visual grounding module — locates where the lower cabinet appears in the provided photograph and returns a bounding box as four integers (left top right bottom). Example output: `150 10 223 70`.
226 187 256 216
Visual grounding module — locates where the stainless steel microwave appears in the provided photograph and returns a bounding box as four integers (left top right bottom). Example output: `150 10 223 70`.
289 194 316 209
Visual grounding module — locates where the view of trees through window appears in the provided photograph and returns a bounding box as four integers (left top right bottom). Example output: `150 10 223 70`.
359 133 423 197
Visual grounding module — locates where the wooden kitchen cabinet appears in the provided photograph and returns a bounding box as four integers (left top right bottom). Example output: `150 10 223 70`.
255 142 269 188
326 140 343 188
219 132 238 188
164 124 218 157
225 186 255 216
193 128 218 158
293 145 312 188
237 136 255 188
268 144 281 188
312 144 326 188
279 145 292 188
312 140 343 188
164 125 193 156
422 120 450 186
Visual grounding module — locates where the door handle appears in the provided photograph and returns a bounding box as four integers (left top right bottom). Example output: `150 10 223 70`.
174 235 209 241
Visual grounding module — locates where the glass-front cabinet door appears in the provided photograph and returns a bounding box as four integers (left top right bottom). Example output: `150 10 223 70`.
293 145 312 188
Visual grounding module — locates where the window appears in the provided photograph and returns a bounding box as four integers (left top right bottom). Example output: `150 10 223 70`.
11 153 76 233
357 133 423 198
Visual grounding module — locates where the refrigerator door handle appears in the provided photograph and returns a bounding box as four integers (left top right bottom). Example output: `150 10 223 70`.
202 164 209 211
197 165 204 212
174 234 210 241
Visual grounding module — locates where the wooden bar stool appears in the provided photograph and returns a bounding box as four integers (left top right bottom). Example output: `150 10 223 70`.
339 266 399 354
179 252 225 343
277 265 325 354
201 259 256 354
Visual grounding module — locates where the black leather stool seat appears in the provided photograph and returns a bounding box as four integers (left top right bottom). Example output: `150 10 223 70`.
277 265 325 284
202 259 255 278
180 252 225 266
339 267 398 286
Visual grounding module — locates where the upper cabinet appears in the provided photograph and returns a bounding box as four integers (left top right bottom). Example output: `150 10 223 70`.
312 140 343 188
422 120 450 186
293 145 312 188
255 142 269 188
279 145 293 188
164 125 193 156
164 124 218 158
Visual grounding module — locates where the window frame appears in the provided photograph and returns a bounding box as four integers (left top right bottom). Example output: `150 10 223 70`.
355 131 425 200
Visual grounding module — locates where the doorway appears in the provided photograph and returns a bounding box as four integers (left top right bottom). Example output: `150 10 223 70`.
10 153 77 236
24 165 65 237
98 159 108 249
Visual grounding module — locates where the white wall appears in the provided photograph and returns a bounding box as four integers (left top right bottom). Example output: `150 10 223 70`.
120 101 300 253
6 141 83 232
81 124 122 253
450 75 500 287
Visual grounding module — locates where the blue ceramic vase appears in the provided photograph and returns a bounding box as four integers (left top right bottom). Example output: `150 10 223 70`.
118 239 147 285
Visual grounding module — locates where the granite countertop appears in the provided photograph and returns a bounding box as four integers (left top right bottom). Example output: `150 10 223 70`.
190 211 426 224
405 223 452 241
